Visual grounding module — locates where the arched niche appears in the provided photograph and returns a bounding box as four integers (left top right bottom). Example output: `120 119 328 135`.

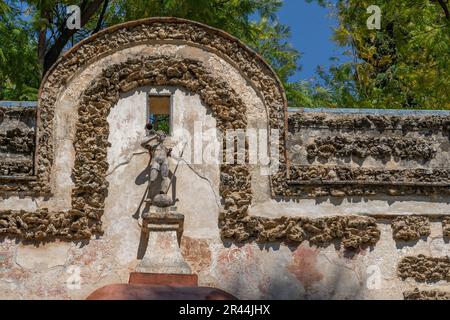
0 18 289 241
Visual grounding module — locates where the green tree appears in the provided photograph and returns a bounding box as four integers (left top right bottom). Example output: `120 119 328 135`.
309 0 450 109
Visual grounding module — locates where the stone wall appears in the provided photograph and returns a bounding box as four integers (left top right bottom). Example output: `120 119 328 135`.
1 105 449 300
285 111 450 197
0 18 449 300
0 105 36 177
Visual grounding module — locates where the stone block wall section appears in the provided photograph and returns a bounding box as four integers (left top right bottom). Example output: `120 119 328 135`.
0 105 36 177
284 111 450 197
1 105 449 243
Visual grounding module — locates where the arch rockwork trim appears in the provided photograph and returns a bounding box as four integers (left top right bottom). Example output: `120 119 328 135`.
32 17 288 195
0 55 381 247
0 18 380 247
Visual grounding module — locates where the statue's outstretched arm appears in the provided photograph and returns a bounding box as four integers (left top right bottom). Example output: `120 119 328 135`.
141 135 158 149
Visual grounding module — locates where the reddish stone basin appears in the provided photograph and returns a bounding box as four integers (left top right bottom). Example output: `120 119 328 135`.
86 272 237 300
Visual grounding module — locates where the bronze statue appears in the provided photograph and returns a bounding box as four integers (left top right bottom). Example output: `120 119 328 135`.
141 123 173 208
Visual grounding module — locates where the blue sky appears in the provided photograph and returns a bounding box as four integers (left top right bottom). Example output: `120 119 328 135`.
274 0 349 82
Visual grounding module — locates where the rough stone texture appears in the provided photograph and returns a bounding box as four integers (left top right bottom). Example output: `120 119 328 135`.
306 135 436 162
221 215 380 249
398 255 450 282
23 17 287 197
404 288 450 300
0 106 36 177
0 158 34 177
273 166 450 198
289 112 450 132
0 128 35 155
283 112 450 198
0 208 79 240
443 217 450 238
391 216 431 242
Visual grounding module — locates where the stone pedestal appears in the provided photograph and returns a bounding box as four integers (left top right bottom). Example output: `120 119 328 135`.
136 210 192 276
87 210 238 300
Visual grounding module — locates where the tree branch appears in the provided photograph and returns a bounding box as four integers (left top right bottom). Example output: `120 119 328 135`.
92 0 109 34
43 0 105 75
436 0 450 20
37 9 50 75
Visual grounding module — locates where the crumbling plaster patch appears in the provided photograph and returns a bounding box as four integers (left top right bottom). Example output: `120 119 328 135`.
15 242 70 270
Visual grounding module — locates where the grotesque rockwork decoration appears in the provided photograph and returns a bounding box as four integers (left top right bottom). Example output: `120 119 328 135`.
398 255 450 283
391 216 430 242
0 106 36 178
141 123 173 209
443 217 450 238
305 135 436 162
282 112 450 198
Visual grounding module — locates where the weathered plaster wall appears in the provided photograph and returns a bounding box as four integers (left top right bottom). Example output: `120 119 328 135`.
251 111 450 223
0 18 449 300
2 107 449 300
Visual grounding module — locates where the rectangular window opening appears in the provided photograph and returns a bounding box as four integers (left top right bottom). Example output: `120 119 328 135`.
147 94 171 135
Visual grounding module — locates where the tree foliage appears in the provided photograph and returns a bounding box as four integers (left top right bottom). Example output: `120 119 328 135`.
309 0 450 109
0 0 40 100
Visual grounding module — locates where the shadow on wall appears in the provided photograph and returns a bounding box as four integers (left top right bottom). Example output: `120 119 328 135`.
219 240 367 300
133 161 177 259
